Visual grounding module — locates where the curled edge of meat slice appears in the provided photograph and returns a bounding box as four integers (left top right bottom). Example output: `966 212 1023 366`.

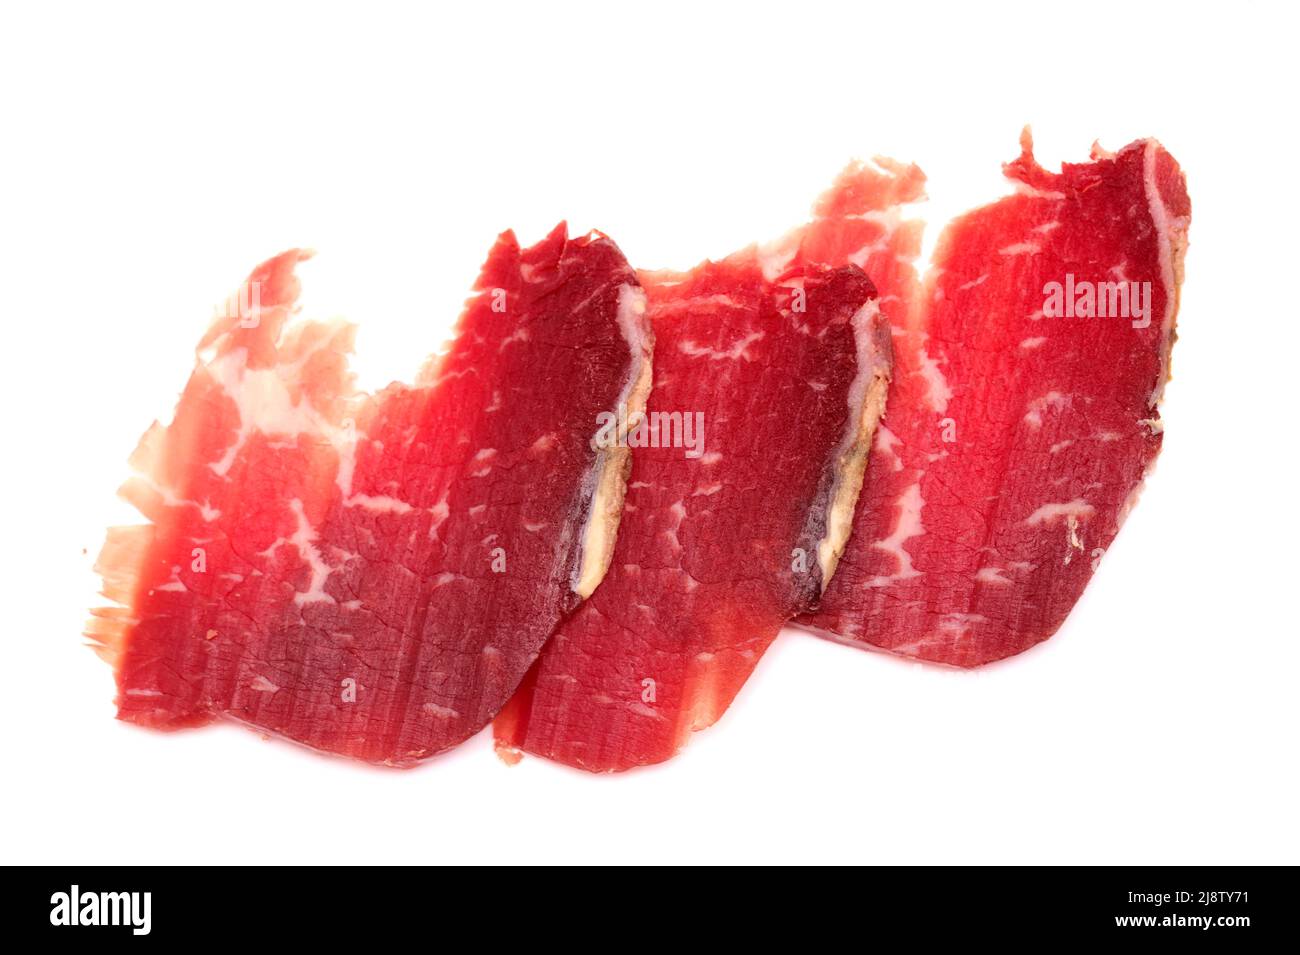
815 290 894 587
575 283 655 598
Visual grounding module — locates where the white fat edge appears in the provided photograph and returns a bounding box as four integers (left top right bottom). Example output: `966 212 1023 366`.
814 298 891 587
1143 139 1189 408
572 283 652 599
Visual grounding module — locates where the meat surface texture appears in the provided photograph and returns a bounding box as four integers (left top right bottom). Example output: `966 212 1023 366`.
494 254 890 771
89 225 652 765
798 133 1191 666
89 132 1191 772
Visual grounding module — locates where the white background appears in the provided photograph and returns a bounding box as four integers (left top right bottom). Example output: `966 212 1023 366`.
2 1 1296 865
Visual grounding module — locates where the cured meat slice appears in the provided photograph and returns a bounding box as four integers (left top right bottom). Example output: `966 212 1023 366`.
494 254 889 771
797 133 1191 666
89 226 652 764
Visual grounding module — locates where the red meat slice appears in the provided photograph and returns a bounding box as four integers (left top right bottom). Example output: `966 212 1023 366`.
494 254 889 771
798 133 1191 666
89 225 652 764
